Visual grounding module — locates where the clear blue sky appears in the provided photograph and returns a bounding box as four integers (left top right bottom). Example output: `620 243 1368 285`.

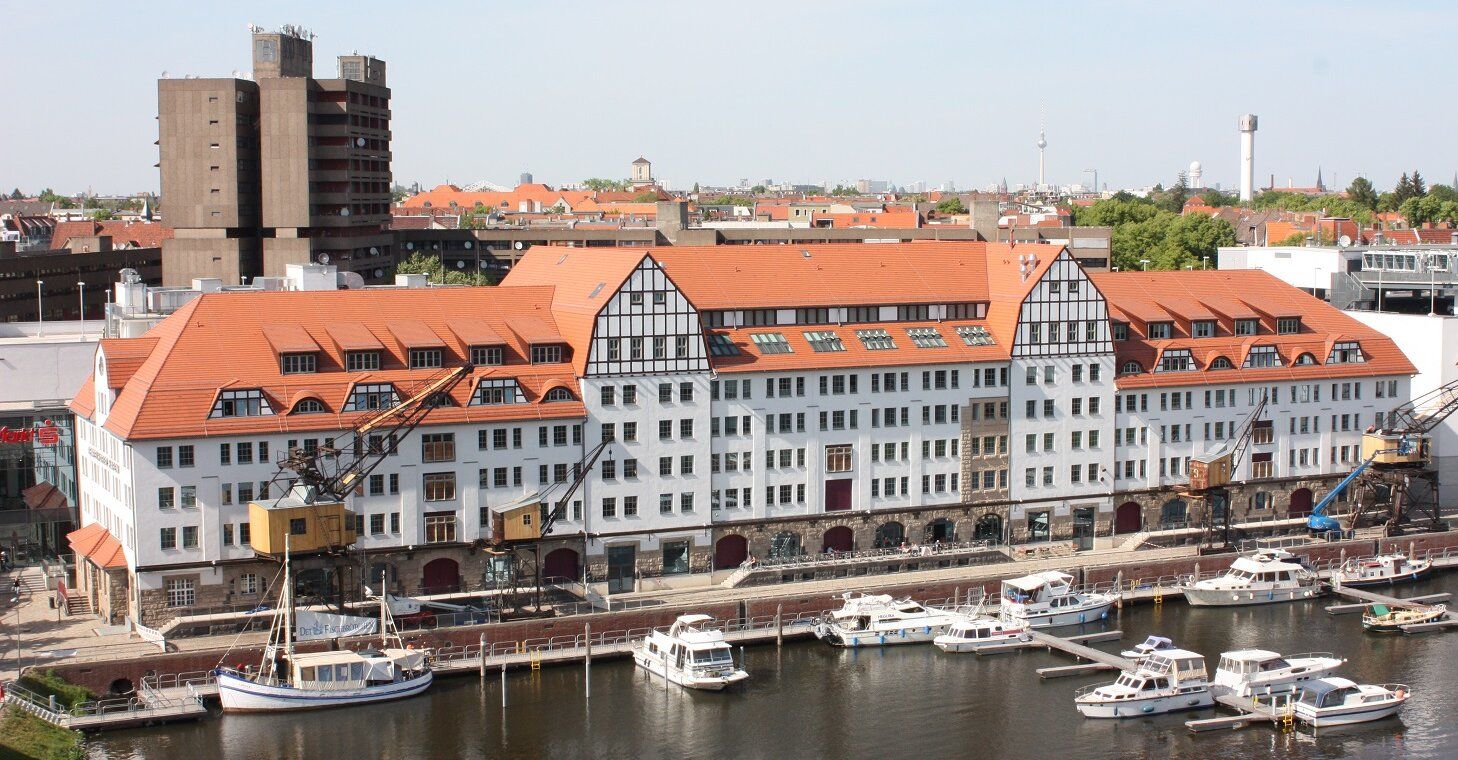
2 1 1452 195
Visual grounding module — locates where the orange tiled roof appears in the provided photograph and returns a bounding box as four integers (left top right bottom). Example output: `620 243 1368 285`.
67 524 126 569
69 287 587 440
51 220 172 250
710 320 1004 373
1093 270 1415 389
399 183 594 213
498 248 647 374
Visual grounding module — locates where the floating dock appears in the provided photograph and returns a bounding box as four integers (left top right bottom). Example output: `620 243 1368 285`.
1185 692 1294 733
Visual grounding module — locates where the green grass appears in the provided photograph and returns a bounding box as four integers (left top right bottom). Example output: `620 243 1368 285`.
0 706 84 760
15 671 94 711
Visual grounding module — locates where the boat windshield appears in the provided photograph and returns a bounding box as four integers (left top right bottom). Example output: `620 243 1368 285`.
1258 658 1291 672
690 648 733 664
1300 687 1357 708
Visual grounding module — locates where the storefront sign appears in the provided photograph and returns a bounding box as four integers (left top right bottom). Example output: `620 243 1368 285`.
0 420 60 446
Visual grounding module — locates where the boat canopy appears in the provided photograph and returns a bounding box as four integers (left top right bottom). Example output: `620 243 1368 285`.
1139 635 1173 649
1003 571 1073 592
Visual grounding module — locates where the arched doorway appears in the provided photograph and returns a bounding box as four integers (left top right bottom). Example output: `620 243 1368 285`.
714 535 748 569
1159 498 1187 527
768 532 802 559
421 558 461 594
874 522 905 548
1288 488 1313 517
543 548 580 581
923 518 955 544
822 526 854 553
973 513 1003 543
1114 502 1143 534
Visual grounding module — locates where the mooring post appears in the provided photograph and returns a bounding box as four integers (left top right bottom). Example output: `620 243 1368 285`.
1115 571 1124 608
479 633 486 678
501 658 507 708
776 603 784 646
1194 562 1200 582
585 622 592 699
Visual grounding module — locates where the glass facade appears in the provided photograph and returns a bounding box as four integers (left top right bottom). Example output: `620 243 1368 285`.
0 411 77 559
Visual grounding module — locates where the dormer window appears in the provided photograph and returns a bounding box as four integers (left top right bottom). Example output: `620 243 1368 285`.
1295 352 1318 366
1244 345 1282 368
1276 317 1301 335
1192 320 1215 338
280 353 317 375
292 398 327 414
543 387 576 403
472 378 525 405
1234 319 1259 336
1119 361 1143 376
409 348 443 369
1147 322 1172 339
1328 341 1364 364
530 345 564 364
210 389 274 418
343 383 399 411
1209 356 1234 370
1112 323 1129 341
1157 349 1194 373
345 351 380 372
470 346 503 366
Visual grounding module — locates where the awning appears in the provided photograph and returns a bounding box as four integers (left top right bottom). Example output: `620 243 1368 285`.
67 524 127 569
261 324 321 354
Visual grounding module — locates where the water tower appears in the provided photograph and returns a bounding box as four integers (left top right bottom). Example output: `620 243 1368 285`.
1239 114 1258 201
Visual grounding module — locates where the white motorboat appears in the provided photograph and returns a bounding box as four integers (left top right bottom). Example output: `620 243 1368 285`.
1211 649 1345 698
1293 678 1410 727
813 592 961 647
1332 553 1432 588
1181 549 1322 607
933 616 1030 653
1074 649 1215 718
1362 602 1449 633
633 614 748 691
216 540 432 713
999 571 1117 629
1120 635 1177 661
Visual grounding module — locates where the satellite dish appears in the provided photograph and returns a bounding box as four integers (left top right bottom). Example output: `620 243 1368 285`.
340 207 350 217
514 241 525 250
478 260 489 269
456 260 466 269
369 247 379 255
374 268 384 278
317 253 332 264
464 241 473 249
355 137 366 148
406 242 415 250
1338 235 1352 247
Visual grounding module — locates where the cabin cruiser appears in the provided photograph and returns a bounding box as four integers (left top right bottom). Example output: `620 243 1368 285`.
1181 549 1322 607
633 614 748 691
1074 649 1214 718
1120 635 1177 661
1332 553 1433 588
998 571 1116 629
1293 678 1410 727
1362 603 1448 633
1211 649 1345 697
216 542 432 712
813 592 961 647
933 616 1030 653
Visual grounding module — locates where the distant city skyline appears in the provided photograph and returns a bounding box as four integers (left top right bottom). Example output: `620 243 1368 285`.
2 1 1453 195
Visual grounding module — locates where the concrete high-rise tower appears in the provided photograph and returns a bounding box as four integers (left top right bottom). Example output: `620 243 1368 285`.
1239 114 1258 202
1036 130 1047 187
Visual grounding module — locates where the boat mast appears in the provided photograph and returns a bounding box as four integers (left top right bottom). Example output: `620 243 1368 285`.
283 534 293 663
379 570 388 647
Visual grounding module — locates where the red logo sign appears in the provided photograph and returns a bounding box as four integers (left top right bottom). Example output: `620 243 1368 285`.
0 420 61 446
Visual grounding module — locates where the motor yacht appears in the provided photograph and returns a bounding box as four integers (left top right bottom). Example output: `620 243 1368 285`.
933 616 1030 653
1181 549 1322 607
1074 649 1214 718
998 571 1116 629
1120 635 1177 661
813 592 961 647
633 614 749 690
1211 649 1345 697
1293 678 1409 726
1332 553 1432 588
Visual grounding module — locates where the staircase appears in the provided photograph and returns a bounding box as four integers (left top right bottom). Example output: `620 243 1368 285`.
66 594 93 616
1117 532 1152 552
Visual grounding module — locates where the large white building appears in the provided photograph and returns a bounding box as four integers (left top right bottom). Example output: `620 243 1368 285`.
67 243 1416 624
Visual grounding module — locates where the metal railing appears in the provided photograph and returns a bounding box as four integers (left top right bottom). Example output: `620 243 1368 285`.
741 540 1001 572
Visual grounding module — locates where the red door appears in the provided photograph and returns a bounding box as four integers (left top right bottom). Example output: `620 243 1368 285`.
822 526 854 552
542 548 580 581
1289 488 1313 517
421 558 460 594
714 535 748 569
825 479 852 511
1115 502 1142 534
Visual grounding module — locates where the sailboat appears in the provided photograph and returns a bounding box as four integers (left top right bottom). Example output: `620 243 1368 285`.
215 537 434 712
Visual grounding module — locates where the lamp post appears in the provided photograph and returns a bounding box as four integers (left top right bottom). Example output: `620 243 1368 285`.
1201 255 1210 270
1139 259 1151 271
78 281 86 333
35 280 44 337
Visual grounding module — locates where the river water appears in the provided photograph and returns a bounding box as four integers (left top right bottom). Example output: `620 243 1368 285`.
89 573 1458 760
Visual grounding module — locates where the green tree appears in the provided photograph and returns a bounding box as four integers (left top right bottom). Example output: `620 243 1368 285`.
1399 195 1458 227
1078 197 1234 270
631 192 659 203
829 185 858 196
1198 189 1238 207
90 209 115 221
934 197 968 215
703 195 753 207
1162 173 1189 213
582 178 629 192
38 188 63 203
7 188 22 200
394 251 496 286
691 182 700 195
1346 176 1379 210
751 185 767 195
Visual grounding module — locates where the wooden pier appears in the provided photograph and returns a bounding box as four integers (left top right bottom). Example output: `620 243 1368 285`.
1020 630 1134 678
1325 585 1451 615
1185 692 1294 733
